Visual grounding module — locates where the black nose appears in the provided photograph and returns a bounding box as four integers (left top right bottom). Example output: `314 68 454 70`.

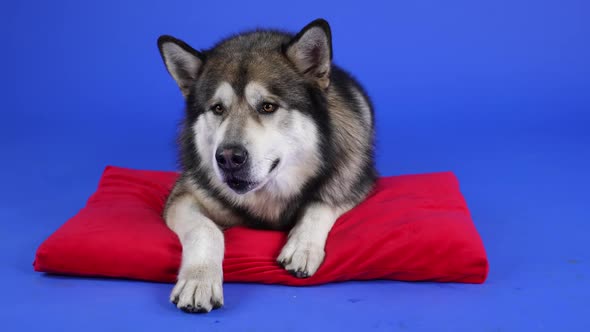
215 145 248 171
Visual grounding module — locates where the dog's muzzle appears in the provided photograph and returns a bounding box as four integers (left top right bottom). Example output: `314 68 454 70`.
215 144 253 194
215 145 281 194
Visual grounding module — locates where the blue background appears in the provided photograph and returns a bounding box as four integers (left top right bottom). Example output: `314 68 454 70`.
1 0 589 331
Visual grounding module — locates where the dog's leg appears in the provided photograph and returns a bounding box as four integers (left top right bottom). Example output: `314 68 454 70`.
277 203 348 278
165 193 224 313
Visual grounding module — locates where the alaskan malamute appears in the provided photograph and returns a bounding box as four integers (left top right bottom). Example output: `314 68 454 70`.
157 18 377 313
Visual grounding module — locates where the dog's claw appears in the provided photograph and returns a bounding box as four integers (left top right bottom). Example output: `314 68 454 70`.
212 300 223 309
286 269 309 278
181 304 194 313
195 304 208 313
295 270 309 278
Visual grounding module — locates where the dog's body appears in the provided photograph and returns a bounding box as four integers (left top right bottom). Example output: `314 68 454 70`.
157 19 377 313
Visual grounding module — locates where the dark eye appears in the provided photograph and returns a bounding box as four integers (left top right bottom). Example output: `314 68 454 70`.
260 103 277 113
211 104 224 115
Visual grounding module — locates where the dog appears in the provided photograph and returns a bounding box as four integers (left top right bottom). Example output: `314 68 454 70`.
157 18 377 313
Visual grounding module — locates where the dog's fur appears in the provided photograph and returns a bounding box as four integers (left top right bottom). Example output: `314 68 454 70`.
157 19 377 313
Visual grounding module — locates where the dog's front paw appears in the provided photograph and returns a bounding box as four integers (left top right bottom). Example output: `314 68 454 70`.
170 265 223 313
277 238 325 278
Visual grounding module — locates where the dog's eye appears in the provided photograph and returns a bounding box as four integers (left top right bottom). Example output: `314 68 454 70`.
211 104 225 115
260 103 277 113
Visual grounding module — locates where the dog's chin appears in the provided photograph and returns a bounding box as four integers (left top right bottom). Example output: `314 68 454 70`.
223 159 281 195
225 177 258 195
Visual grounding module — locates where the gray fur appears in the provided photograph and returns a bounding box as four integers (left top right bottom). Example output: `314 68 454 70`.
157 18 377 313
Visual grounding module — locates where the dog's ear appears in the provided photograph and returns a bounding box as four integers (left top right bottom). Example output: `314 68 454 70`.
284 19 333 89
157 35 204 98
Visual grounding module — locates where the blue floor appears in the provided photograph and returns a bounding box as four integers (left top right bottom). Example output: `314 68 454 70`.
2 1 589 331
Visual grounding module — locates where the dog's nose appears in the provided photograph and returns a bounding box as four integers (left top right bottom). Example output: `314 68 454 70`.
215 145 248 171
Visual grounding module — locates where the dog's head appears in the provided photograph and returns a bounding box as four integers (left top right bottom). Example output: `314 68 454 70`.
158 19 332 197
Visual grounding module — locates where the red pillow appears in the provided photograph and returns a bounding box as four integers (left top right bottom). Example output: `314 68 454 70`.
33 166 489 285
